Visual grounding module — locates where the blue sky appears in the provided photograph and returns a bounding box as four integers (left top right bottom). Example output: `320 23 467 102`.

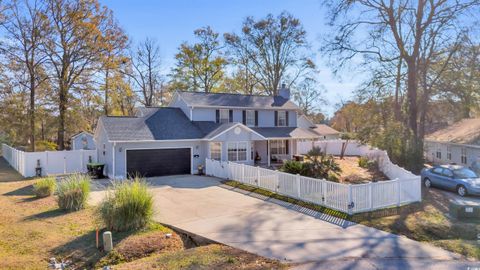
100 0 362 116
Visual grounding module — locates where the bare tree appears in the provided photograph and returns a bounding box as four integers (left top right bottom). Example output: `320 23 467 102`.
292 77 326 116
224 12 314 96
1 0 48 151
126 37 163 106
323 0 480 169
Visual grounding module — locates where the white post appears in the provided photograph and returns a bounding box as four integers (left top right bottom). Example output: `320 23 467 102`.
241 163 245 182
348 184 353 215
296 174 301 198
81 150 84 172
267 140 270 167
63 152 67 175
256 167 260 187
396 179 401 206
369 182 373 210
274 170 279 193
322 181 327 206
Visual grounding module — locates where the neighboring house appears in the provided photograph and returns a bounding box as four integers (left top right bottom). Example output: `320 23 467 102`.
94 87 321 179
71 131 96 150
297 114 341 140
425 118 480 166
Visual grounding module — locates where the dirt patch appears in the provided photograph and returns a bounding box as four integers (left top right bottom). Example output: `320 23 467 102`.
335 156 388 184
114 244 288 270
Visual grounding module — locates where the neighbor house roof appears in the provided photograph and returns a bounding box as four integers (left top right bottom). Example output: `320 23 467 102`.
176 91 300 110
311 124 340 136
252 127 320 139
426 118 480 145
99 108 205 141
71 131 93 139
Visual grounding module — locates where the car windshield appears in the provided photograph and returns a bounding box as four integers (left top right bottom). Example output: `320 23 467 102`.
453 168 478 179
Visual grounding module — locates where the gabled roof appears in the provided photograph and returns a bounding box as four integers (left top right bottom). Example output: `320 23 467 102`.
252 127 320 139
175 91 300 110
311 124 340 135
426 118 480 145
71 131 93 140
99 108 205 141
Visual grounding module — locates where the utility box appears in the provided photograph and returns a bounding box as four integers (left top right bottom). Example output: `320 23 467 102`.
103 231 113 252
449 200 480 220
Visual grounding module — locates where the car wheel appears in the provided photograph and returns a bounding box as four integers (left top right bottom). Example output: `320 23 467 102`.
424 178 432 188
457 185 467 197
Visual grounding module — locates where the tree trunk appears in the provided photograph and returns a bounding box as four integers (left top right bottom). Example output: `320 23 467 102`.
57 84 67 150
29 75 36 152
394 57 402 121
104 69 109 115
406 59 418 137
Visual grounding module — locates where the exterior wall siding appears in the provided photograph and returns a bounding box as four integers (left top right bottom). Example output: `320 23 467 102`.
72 133 96 150
95 126 113 178
192 108 298 127
170 96 191 120
425 140 480 166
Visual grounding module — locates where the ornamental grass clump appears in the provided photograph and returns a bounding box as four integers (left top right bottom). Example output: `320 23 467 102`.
99 177 153 232
57 174 91 211
33 177 56 198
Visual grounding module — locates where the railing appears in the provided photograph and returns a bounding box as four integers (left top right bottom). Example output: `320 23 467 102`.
206 159 421 214
2 143 97 177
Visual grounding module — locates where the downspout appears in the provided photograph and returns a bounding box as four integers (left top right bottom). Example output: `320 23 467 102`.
112 142 116 179
190 106 193 121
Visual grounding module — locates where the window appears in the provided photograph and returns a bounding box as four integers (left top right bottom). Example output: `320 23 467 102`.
210 142 222 161
461 148 467 164
246 110 255 126
436 148 442 159
442 169 453 178
278 111 287 126
432 167 443 175
270 140 287 155
447 146 452 160
219 109 229 124
227 142 248 161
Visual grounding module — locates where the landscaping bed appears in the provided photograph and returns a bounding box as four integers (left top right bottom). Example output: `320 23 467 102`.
334 156 388 184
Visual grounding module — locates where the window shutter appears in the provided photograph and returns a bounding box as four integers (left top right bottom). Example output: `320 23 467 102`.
274 111 278 126
215 110 220 123
285 140 289 154
229 110 233 122
286 111 289 126
242 110 246 125
255 111 258 126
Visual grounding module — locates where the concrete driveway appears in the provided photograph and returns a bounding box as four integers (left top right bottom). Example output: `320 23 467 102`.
90 175 478 269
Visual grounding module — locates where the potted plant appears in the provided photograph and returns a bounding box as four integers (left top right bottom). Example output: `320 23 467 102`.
197 164 204 175
87 163 105 179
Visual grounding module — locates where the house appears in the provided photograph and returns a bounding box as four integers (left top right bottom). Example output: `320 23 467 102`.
425 118 480 166
94 87 321 179
71 131 96 150
297 114 341 140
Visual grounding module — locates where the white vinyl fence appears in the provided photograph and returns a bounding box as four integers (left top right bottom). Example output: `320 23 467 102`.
2 143 97 177
297 140 417 180
206 159 421 214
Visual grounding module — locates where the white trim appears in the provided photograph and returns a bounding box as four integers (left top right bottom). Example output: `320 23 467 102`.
123 146 194 178
186 104 302 112
112 142 116 179
425 140 480 150
208 123 266 141
71 131 94 140
109 138 203 143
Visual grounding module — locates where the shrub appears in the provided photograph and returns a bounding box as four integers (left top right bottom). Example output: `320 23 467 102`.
280 160 307 175
57 174 91 211
305 148 341 180
35 140 57 151
99 177 153 232
33 177 56 198
358 157 370 168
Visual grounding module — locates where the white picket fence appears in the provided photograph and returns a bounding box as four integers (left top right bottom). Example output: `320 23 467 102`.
297 140 417 180
2 143 97 177
206 159 421 214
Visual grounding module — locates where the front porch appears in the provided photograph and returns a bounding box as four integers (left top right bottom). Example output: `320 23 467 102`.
252 139 299 168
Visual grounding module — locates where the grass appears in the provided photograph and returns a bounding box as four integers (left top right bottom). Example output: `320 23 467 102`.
57 174 91 211
0 157 287 269
114 244 288 270
33 177 56 198
223 179 480 260
98 178 153 232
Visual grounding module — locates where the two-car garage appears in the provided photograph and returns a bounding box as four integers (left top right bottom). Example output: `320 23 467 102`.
126 148 192 177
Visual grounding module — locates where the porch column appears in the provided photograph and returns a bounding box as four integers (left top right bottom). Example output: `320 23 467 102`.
267 140 270 167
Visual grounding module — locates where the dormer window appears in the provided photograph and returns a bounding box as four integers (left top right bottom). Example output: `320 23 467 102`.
219 109 229 124
278 111 287 126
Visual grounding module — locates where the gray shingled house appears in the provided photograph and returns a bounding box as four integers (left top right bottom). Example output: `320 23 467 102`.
94 87 322 179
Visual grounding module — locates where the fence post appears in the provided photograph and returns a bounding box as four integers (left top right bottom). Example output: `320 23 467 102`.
322 181 327 206
241 163 245 183
396 179 401 206
369 182 373 210
348 185 353 215
296 174 301 198
256 167 260 187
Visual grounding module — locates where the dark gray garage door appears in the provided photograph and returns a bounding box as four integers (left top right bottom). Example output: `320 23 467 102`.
126 148 191 177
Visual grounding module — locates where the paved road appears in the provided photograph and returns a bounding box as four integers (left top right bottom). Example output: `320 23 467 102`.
90 175 479 269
